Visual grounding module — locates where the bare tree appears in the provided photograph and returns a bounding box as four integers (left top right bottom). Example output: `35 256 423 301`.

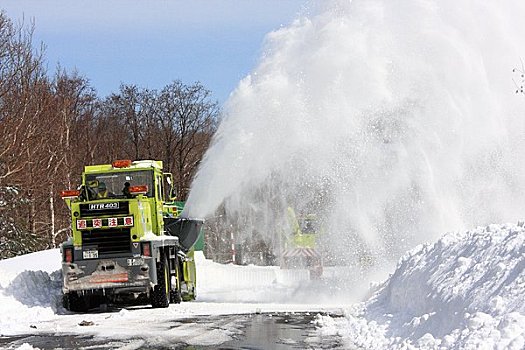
157 81 219 199
99 81 219 200
0 11 51 255
0 11 220 258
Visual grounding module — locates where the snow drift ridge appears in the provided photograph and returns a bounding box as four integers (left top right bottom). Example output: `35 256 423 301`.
316 223 525 349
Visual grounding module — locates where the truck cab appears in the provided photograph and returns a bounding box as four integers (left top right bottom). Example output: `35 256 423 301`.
60 160 202 311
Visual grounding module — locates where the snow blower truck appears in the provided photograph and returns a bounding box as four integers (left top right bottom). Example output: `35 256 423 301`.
59 160 203 312
281 207 323 279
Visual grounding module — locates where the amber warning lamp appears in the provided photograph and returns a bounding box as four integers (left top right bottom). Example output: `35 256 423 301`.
129 185 148 195
60 190 80 199
112 159 132 168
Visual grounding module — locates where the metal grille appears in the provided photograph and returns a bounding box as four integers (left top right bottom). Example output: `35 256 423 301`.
81 228 131 256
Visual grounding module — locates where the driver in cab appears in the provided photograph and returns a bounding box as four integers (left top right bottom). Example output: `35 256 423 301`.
97 182 115 198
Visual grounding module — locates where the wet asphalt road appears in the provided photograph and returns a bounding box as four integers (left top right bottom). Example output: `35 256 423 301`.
0 312 346 350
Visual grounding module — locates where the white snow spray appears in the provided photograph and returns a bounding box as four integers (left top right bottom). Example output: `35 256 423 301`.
184 0 525 298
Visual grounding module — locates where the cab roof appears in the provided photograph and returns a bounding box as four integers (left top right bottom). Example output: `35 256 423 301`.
84 160 163 173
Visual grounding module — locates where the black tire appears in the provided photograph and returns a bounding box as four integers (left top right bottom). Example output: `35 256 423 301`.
170 260 182 304
63 292 90 312
151 251 170 308
182 285 196 302
190 283 197 301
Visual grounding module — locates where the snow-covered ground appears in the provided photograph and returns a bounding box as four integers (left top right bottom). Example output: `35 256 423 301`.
1 223 524 349
315 223 525 349
0 248 346 348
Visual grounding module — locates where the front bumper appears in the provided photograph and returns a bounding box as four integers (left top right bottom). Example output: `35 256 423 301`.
62 256 156 294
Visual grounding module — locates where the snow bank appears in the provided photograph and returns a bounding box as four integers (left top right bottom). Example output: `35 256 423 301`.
195 251 314 303
196 252 365 304
315 223 525 349
0 249 60 289
0 249 62 335
0 249 63 312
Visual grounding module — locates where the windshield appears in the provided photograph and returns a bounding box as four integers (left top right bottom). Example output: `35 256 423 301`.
85 170 154 199
300 217 318 234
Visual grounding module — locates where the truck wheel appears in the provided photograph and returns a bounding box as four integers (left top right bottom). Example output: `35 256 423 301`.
63 292 90 312
182 285 196 302
170 261 182 304
191 284 197 301
151 252 170 308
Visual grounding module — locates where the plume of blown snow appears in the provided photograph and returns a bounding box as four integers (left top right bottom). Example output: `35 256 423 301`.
184 0 525 277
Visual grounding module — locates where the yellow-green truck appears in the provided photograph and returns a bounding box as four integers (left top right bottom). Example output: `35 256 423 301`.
281 207 323 279
60 160 202 312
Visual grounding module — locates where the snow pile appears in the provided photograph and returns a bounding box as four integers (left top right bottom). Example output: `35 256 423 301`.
315 223 525 349
0 249 62 335
5 270 62 309
0 249 61 289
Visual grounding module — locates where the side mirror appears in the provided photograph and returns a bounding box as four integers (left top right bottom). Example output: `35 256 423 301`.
170 187 177 201
164 173 177 201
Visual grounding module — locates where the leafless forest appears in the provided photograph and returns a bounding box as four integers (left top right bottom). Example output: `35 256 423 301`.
0 12 220 258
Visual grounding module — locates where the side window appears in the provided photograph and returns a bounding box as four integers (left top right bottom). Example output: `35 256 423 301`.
156 176 163 201
163 177 170 201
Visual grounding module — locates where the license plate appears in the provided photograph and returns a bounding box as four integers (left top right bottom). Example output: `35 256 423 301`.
83 250 99 259
127 258 144 266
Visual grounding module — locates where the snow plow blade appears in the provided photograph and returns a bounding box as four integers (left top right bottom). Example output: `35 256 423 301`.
164 217 203 251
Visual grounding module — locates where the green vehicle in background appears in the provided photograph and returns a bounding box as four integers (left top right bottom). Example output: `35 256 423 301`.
281 207 323 279
60 160 203 312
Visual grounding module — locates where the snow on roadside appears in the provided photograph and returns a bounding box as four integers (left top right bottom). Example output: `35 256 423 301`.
0 249 60 289
315 223 525 349
7 223 523 348
0 247 343 346
0 249 62 335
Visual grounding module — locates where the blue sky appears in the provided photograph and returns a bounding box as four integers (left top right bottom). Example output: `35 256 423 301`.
0 0 308 105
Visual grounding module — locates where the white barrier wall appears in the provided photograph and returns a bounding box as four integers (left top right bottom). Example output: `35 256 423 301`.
195 252 311 303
